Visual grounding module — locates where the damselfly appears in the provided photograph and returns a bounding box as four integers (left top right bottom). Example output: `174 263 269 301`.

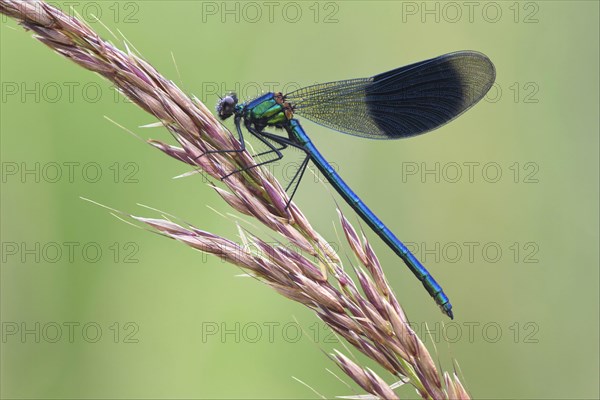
215 51 496 318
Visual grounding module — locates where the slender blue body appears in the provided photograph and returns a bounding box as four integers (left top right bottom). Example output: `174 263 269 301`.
219 91 455 318
286 119 452 318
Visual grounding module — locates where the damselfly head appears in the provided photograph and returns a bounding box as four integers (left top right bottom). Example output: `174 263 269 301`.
216 92 238 120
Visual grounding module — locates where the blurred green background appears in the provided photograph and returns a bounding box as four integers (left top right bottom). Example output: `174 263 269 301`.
1 1 598 398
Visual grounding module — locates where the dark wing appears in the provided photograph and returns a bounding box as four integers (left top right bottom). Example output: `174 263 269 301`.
285 51 496 139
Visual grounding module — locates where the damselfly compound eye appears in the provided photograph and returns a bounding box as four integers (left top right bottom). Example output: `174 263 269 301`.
216 92 238 120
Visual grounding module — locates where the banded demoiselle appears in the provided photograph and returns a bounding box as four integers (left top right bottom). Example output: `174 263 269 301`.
215 51 496 318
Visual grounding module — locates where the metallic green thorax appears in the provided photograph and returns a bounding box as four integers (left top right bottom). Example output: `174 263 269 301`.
239 94 288 126
237 93 293 129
